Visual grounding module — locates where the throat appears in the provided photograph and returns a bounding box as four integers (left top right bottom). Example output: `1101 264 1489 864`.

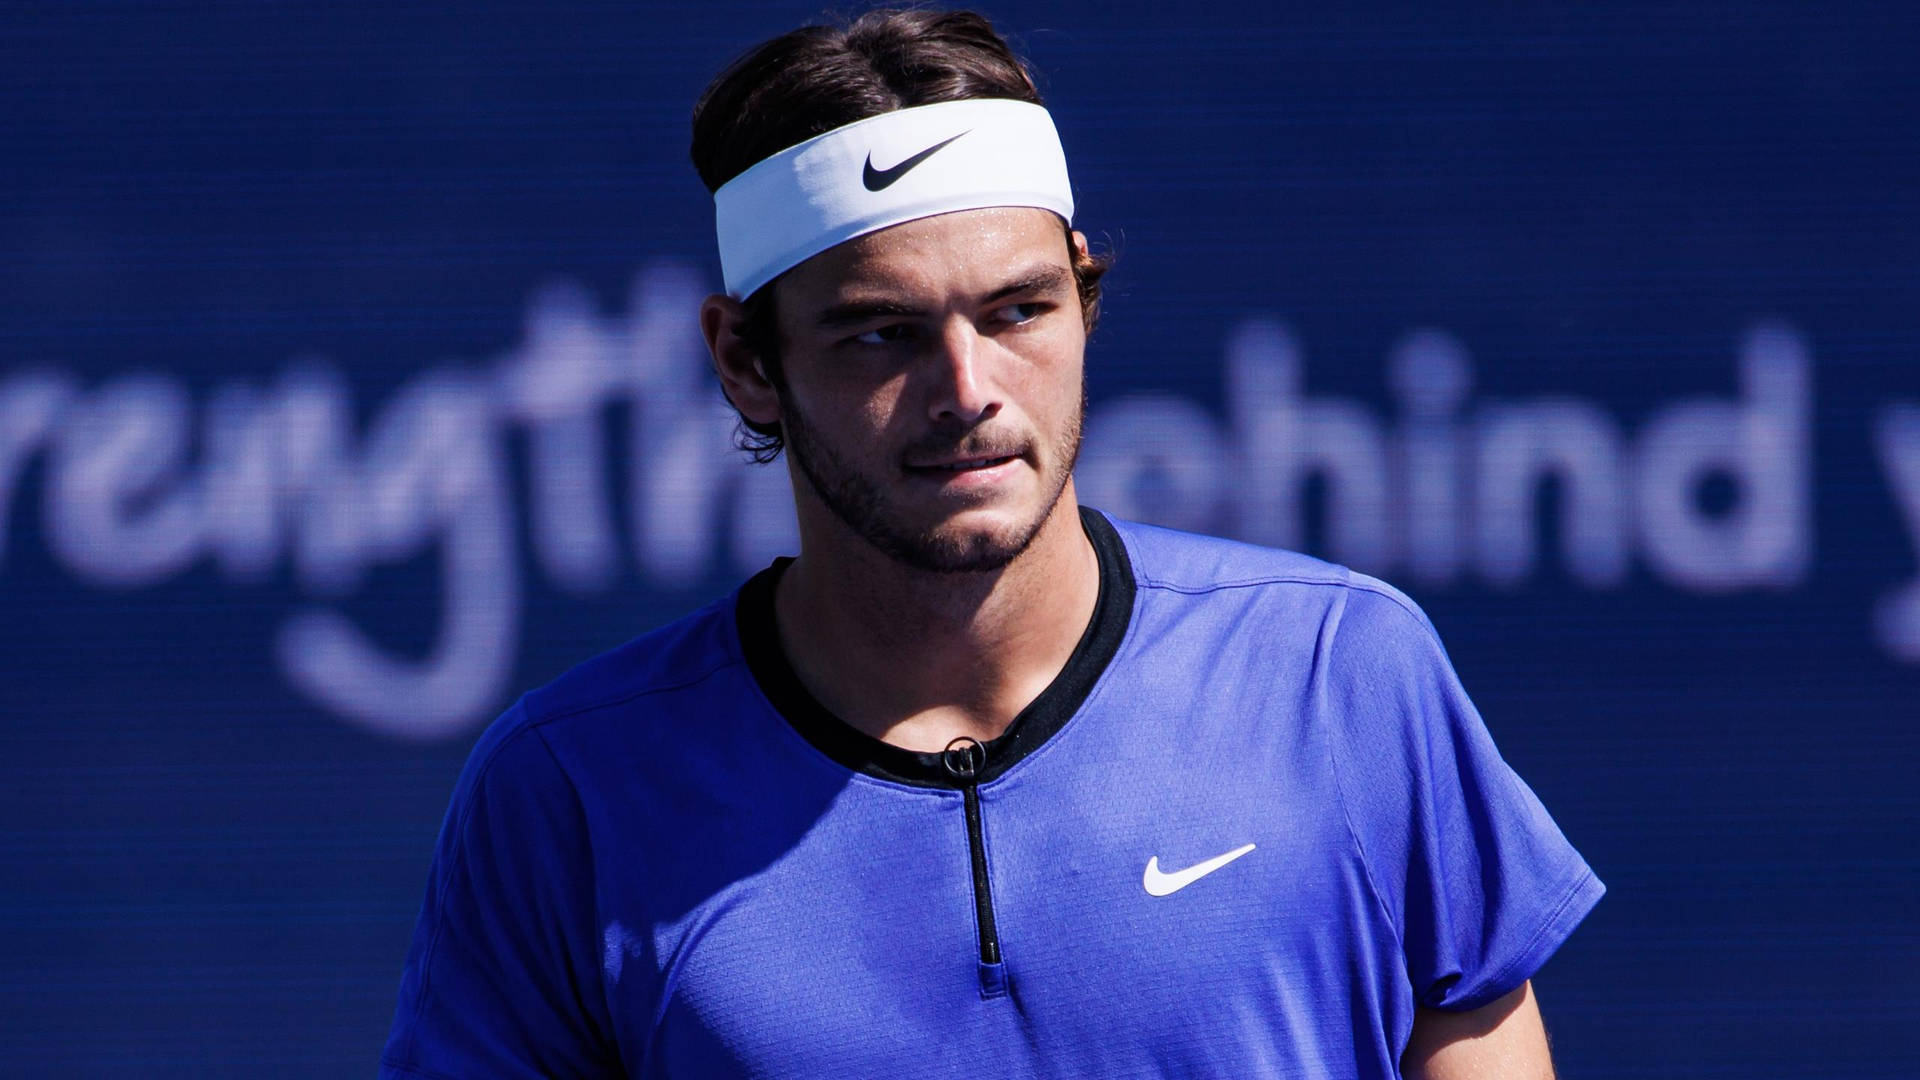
736 505 1136 788
772 501 1102 752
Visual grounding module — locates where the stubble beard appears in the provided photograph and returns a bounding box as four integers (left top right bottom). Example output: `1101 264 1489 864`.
780 383 1086 575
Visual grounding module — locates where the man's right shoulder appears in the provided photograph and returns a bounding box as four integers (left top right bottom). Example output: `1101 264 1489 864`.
430 584 776 880
510 589 749 735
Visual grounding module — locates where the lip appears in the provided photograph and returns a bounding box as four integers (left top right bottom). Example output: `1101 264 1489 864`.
903 454 1023 487
906 453 1021 472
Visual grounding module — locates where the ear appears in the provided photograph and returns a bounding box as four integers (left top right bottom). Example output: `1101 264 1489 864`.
1068 229 1097 331
700 292 782 428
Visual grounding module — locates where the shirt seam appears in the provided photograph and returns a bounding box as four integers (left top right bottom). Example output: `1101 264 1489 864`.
379 1057 463 1080
403 665 721 1067
396 698 533 1065
529 721 620 1065
527 657 740 728
1316 581 1408 954
1137 573 1429 626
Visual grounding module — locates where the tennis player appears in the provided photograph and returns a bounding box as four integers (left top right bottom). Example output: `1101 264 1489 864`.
380 9 1601 1078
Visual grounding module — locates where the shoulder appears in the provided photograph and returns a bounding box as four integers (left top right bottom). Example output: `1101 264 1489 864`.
1096 511 1454 700
1105 512 1349 593
1102 511 1435 636
459 589 749 775
517 591 746 728
445 589 752 804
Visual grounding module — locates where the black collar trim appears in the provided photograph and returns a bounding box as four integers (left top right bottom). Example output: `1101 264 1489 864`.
736 506 1135 788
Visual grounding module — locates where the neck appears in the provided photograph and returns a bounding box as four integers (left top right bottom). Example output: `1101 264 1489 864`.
774 487 1100 753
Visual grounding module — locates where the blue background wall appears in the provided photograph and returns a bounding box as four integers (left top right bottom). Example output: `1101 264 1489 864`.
3 2 1916 1075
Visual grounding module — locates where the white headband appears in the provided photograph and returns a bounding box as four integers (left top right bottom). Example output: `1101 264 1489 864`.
712 98 1075 298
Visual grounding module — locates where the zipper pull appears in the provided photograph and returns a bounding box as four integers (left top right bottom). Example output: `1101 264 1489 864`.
942 736 983 784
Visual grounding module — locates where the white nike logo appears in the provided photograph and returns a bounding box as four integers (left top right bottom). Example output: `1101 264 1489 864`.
1142 843 1258 897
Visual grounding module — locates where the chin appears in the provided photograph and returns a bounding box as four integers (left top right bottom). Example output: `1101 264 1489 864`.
869 508 1046 574
911 526 1035 574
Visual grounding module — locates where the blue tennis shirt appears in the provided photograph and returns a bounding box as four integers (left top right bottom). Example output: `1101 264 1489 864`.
381 508 1602 1078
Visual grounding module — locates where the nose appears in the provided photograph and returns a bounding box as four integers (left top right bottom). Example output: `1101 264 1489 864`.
926 318 1001 426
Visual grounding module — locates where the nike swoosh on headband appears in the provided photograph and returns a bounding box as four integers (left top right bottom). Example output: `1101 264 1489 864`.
862 130 971 192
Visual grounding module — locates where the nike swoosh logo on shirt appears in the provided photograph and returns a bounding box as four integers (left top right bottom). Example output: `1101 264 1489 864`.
862 130 970 191
1142 843 1258 897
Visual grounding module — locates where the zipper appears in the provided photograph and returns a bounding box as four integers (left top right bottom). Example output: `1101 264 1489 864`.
942 737 1007 993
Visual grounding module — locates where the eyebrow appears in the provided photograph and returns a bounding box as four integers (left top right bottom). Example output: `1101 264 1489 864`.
983 264 1073 305
813 264 1075 330
815 299 924 329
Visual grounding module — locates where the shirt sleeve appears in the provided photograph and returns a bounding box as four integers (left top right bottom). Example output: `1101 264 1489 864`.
1324 582 1604 1012
380 700 619 1078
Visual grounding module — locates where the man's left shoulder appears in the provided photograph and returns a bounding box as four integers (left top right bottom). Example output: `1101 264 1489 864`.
1103 514 1341 589
1103 513 1419 610
1097 512 1450 676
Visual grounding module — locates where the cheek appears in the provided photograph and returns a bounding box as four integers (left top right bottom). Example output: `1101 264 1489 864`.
1019 340 1086 419
792 368 911 444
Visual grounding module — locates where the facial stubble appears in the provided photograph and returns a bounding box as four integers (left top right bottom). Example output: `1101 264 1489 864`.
779 380 1086 574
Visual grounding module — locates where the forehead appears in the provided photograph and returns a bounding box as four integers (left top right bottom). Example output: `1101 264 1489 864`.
776 206 1068 304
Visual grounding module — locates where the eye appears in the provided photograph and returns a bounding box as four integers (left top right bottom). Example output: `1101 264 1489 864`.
852 323 916 346
992 302 1049 326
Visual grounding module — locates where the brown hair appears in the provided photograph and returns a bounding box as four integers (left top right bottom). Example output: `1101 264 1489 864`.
690 7 1110 462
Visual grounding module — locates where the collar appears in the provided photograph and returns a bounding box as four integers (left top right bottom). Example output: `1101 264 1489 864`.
736 505 1134 787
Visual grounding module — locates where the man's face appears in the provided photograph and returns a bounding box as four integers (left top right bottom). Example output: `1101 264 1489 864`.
768 207 1087 573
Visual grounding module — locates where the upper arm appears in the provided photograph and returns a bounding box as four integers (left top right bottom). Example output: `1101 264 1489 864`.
1402 979 1555 1080
1324 586 1604 1012
381 707 618 1078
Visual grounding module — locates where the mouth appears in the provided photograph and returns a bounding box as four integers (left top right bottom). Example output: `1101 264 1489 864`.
907 454 1021 474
